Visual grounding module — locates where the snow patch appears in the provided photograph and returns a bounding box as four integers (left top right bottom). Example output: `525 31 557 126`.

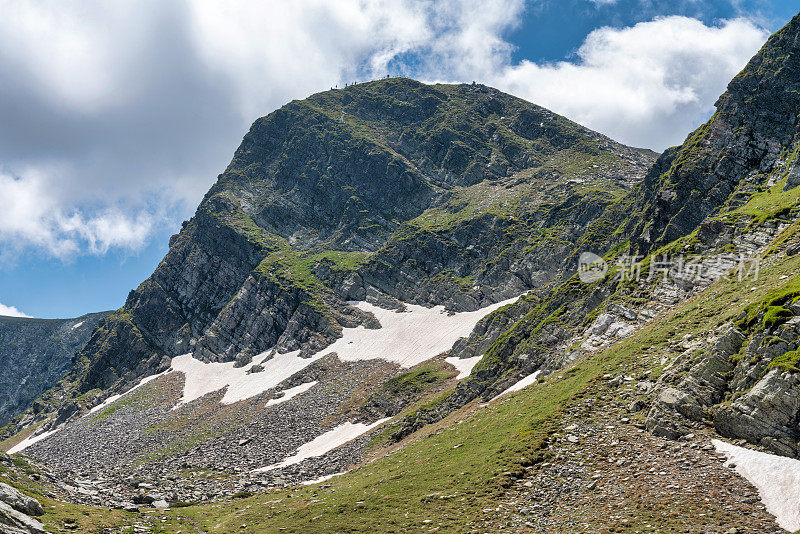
713 439 800 531
328 297 517 368
171 350 314 406
255 418 390 472
170 296 519 406
266 381 318 407
488 370 542 403
445 355 483 379
70 321 84 330
501 370 542 396
87 371 168 415
8 425 63 454
301 472 343 485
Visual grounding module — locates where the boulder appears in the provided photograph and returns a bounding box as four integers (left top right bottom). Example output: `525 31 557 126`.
0 501 45 534
0 484 43 516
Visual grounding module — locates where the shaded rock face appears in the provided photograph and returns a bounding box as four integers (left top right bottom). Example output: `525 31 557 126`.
634 13 800 248
0 312 109 427
33 77 654 419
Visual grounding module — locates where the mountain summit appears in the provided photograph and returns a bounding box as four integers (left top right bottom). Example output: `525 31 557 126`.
5 13 800 534
32 79 655 410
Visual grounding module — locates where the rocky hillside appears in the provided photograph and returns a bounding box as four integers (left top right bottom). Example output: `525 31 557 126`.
0 312 110 428
18 78 655 428
383 11 800 444
0 78 658 513
4 11 800 534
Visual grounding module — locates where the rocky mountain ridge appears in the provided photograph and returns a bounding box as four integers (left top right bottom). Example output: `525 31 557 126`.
0 312 110 429
3 11 800 534
11 78 655 434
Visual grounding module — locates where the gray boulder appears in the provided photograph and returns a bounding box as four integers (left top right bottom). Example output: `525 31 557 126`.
0 484 43 516
0 501 44 534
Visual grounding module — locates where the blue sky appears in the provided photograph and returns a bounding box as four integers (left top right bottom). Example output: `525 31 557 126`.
0 0 796 318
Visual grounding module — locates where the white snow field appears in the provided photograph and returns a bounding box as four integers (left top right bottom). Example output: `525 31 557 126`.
8 296 517 454
713 439 800 531
170 296 518 406
266 381 318 407
255 418 390 472
8 425 64 454
444 355 484 379
170 350 320 406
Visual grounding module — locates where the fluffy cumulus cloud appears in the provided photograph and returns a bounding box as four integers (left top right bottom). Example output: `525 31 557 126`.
0 0 769 260
0 301 31 318
491 16 769 148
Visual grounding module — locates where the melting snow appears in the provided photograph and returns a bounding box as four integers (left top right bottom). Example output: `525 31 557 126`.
444 356 483 379
171 296 518 406
255 418 390 472
500 370 542 397
713 439 800 531
87 371 168 415
301 472 343 485
266 381 318 407
486 370 542 404
8 425 63 454
171 350 315 406
327 298 516 368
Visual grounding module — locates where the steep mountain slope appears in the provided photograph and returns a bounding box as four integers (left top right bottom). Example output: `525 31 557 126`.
383 12 800 444
0 312 110 428
6 12 800 534
16 79 654 428
0 79 659 510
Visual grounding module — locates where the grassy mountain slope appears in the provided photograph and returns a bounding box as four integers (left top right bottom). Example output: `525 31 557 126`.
3 221 798 531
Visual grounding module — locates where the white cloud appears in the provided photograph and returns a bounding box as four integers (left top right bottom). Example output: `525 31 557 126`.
487 16 768 149
0 170 155 260
0 302 32 318
0 2 770 259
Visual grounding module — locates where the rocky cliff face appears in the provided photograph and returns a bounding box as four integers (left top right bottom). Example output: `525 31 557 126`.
631 14 800 249
387 13 800 443
0 312 109 428
30 78 654 422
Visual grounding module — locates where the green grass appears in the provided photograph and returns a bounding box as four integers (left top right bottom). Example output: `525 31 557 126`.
769 350 800 372
5 217 800 533
721 176 800 226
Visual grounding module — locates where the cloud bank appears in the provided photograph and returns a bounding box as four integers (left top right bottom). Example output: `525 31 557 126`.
0 0 769 260
0 301 32 318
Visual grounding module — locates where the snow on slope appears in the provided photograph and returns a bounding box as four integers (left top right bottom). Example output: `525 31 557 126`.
713 439 800 531
266 381 318 407
10 296 517 454
445 355 483 379
171 350 320 405
8 425 63 454
87 371 169 415
254 418 390 472
499 370 541 397
328 298 516 368
172 296 518 406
